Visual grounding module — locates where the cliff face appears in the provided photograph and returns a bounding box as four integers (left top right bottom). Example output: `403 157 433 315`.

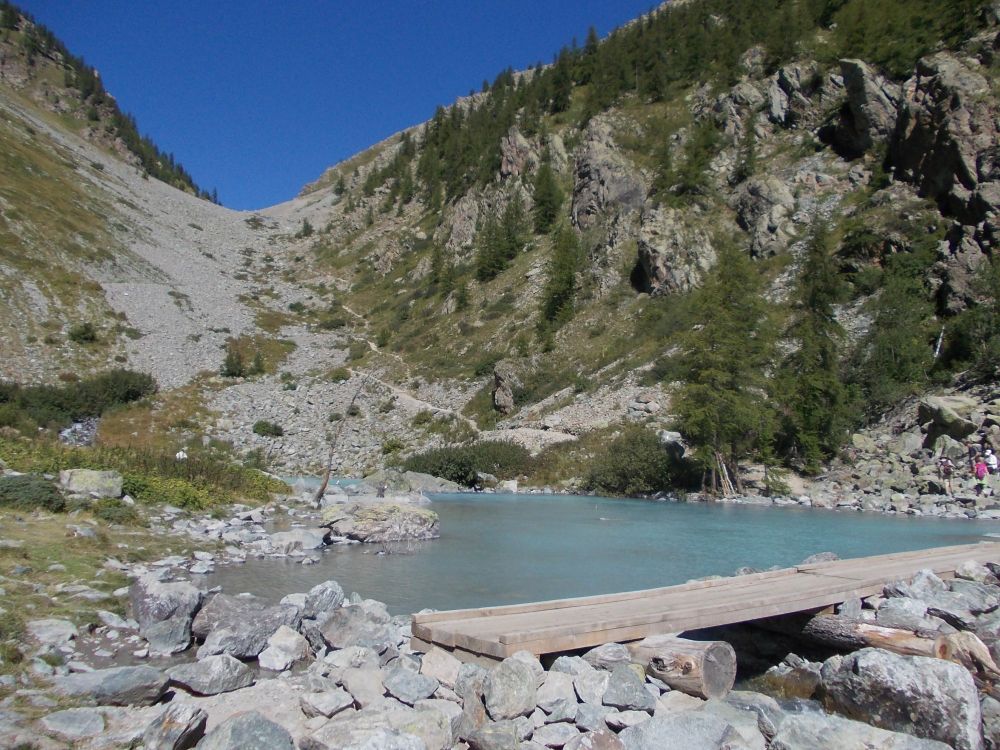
2 3 999 478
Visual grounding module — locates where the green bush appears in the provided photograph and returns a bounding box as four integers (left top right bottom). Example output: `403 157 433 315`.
347 341 368 361
252 420 284 437
0 475 65 512
122 474 213 509
92 498 142 526
328 367 351 383
0 370 156 430
585 426 679 497
67 322 98 343
403 441 535 486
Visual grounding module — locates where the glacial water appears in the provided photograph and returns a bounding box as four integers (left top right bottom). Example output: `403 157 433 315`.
204 493 1000 615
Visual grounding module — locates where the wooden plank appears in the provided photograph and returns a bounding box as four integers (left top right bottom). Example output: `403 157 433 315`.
412 542 1000 661
411 566 800 625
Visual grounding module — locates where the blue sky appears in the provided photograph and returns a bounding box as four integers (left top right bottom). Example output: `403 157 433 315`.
19 1 656 210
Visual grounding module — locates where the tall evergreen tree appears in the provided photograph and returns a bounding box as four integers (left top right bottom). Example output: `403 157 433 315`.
532 153 563 234
540 224 581 326
777 222 851 472
672 239 778 494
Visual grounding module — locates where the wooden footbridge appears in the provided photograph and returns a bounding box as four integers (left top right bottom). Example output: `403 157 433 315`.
411 542 1000 664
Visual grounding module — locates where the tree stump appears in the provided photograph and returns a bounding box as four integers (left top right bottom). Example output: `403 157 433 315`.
627 635 737 699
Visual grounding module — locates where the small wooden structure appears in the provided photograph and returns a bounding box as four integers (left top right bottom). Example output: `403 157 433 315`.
411 542 1000 665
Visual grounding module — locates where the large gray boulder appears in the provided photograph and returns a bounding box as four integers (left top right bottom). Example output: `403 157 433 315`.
26 618 78 646
197 711 294 750
192 593 300 659
571 118 644 231
484 657 538 721
636 204 716 294
54 665 168 706
466 719 522 750
618 712 748 750
565 728 626 750
167 654 254 695
918 395 979 441
319 603 400 653
602 665 655 712
304 579 346 618
582 643 632 672
493 360 520 417
322 503 440 542
771 711 953 750
301 703 451 750
59 469 123 497
258 624 311 671
141 702 207 750
384 666 440 705
455 662 490 739
819 648 983 750
129 574 203 654
269 528 327 554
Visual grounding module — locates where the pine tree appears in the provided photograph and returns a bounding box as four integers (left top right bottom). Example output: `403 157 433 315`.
777 222 851 472
540 225 581 326
532 154 563 234
672 239 778 494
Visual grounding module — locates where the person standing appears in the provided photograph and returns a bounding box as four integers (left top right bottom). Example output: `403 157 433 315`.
987 448 999 475
968 441 982 473
975 455 990 495
938 455 955 496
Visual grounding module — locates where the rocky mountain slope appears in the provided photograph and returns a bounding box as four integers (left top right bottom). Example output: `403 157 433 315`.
2 2 1000 487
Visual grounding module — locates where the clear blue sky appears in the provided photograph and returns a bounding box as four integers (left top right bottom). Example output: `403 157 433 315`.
18 1 656 210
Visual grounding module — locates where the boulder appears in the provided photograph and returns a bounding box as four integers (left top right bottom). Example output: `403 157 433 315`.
167 654 255 695
301 703 451 750
575 669 611 706
299 688 355 719
769 711 952 750
197 711 294 750
322 503 440 542
141 702 208 750
192 593 300 659
342 666 387 708
54 665 168 706
59 469 123 498
819 648 983 750
420 647 462 689
918 396 979 441
617 712 747 750
602 664 656 712
319 603 400 653
40 707 105 741
466 719 522 750
455 662 490 739
269 528 327 554
384 666 440 705
258 624 311 671
129 574 203 654
582 643 632 671
531 721 582 747
26 618 77 646
571 118 644 231
536 671 577 714
565 728 626 750
303 579 346 618
484 658 539 721
635 204 717 294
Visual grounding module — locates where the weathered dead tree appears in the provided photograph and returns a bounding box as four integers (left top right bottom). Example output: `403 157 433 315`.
312 375 366 509
628 635 737 699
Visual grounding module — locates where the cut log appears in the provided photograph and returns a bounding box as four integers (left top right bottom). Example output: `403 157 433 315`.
800 615 949 658
627 635 736 700
798 614 1000 677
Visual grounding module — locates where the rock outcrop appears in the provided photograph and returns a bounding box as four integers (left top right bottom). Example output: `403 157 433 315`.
571 119 644 231
321 502 440 542
635 204 716 293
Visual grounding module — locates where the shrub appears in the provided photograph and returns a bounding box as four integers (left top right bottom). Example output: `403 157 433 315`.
584 426 678 497
122 474 213 509
0 370 156 429
403 441 535 486
347 341 368 361
67 322 98 343
92 498 141 526
220 343 246 378
328 367 351 383
288 301 307 313
252 420 284 437
0 475 65 512
382 437 405 455
346 404 361 417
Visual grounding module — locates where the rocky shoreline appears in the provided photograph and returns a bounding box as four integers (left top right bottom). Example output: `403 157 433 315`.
3 484 1000 748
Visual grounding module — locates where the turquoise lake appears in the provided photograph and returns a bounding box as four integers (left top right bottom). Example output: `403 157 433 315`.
205 493 1000 615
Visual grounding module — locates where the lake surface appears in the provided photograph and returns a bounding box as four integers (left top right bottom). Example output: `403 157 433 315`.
205 493 1000 615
